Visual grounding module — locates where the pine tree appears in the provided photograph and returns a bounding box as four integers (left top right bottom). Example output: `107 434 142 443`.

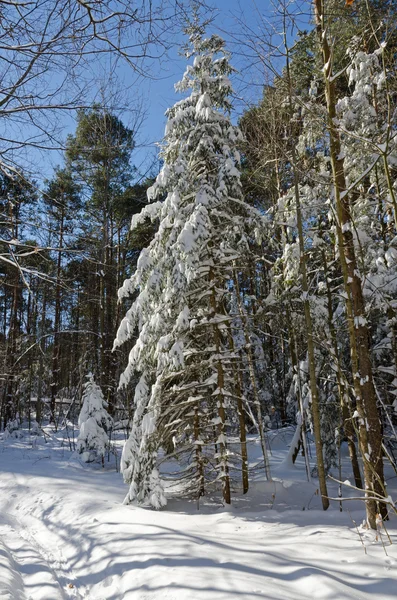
66 108 135 413
115 24 265 508
43 168 81 423
0 172 38 427
77 373 113 463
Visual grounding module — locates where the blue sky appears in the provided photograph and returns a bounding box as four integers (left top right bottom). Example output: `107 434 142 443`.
18 1 312 183
118 0 312 179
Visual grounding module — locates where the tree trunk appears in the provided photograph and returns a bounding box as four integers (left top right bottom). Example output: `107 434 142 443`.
283 35 329 508
321 248 362 489
234 269 271 481
314 0 386 527
209 265 231 505
50 206 65 425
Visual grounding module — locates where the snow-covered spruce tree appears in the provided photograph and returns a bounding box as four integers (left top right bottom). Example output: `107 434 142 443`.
77 373 113 463
114 26 264 508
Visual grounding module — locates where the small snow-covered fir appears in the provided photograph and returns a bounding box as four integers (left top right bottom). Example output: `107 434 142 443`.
77 373 113 463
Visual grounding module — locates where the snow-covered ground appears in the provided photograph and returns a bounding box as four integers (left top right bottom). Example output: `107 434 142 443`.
0 427 396 599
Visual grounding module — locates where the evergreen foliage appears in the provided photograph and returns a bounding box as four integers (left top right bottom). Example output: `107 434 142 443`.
77 374 113 463
115 24 265 507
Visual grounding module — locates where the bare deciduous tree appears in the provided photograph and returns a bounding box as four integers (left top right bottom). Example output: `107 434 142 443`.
0 0 185 175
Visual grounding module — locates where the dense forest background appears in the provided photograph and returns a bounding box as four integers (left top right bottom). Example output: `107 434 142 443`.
1 0 397 528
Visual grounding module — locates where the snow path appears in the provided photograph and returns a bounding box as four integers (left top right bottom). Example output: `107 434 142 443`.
0 437 396 599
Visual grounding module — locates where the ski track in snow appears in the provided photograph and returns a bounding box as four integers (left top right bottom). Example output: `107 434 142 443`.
0 495 83 599
0 433 396 600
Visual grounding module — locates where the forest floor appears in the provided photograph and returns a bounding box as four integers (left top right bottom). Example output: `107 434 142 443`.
0 425 396 600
